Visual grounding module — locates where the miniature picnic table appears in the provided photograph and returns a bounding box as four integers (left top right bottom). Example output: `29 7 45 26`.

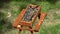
13 4 47 34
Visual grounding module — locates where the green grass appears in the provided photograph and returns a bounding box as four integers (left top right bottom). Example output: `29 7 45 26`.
6 0 60 16
54 13 60 19
39 24 60 34
0 0 60 34
10 1 60 14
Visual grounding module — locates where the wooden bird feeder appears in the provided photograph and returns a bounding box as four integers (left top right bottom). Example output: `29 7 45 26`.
13 4 47 34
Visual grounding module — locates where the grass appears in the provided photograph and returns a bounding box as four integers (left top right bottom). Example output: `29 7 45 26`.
10 1 60 13
42 24 60 34
54 12 60 19
0 0 60 34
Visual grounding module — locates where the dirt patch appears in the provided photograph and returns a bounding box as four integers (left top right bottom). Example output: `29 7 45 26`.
43 9 60 27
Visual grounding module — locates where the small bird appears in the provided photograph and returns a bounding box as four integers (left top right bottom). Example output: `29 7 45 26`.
23 5 38 22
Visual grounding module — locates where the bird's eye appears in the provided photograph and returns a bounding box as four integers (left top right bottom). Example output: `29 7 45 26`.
36 9 38 10
30 6 32 8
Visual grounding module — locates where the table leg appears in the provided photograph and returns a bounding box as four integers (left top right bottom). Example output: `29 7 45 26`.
19 29 22 34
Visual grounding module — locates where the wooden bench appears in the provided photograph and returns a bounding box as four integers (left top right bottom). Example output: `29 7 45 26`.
13 4 47 34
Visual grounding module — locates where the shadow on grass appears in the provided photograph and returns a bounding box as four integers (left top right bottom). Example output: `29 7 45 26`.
0 12 12 34
0 0 12 9
36 0 58 4
46 0 58 4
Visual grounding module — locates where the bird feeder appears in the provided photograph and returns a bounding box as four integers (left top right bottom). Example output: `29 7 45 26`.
13 4 47 34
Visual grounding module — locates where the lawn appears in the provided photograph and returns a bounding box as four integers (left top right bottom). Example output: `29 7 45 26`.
0 0 60 34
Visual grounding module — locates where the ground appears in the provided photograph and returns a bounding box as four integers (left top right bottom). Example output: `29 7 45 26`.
4 9 60 34
0 0 60 34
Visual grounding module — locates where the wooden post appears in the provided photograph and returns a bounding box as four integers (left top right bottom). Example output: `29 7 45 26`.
31 31 33 34
19 29 22 34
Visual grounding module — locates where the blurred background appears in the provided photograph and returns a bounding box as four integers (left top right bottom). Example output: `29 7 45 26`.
0 0 60 34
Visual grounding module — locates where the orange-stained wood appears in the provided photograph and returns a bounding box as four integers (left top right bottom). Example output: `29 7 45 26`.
31 6 41 23
13 4 47 34
16 12 47 32
13 9 26 28
13 4 41 28
34 12 47 32
18 28 34 32
19 6 41 27
20 21 32 27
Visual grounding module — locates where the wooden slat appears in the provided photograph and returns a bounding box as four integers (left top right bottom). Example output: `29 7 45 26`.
18 28 34 32
34 12 47 32
13 9 26 28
